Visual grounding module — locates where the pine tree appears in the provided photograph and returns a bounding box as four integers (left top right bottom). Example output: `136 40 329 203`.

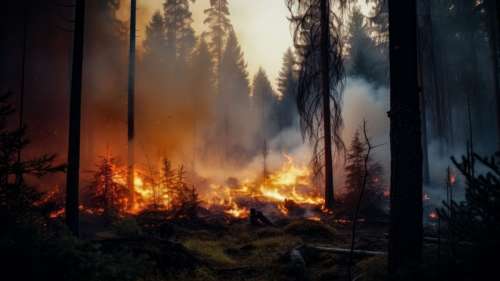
343 130 385 216
276 48 299 132
0 92 65 223
190 38 215 96
252 68 277 175
203 0 232 90
348 8 379 82
161 158 177 208
163 0 196 68
85 156 129 218
143 11 167 69
218 30 250 160
437 152 500 279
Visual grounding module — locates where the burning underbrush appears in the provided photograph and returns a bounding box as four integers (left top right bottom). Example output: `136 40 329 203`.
47 154 326 221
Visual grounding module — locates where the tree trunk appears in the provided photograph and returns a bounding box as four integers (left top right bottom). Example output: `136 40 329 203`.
320 0 334 210
127 0 137 210
66 0 86 236
485 0 500 149
417 0 434 185
388 0 423 276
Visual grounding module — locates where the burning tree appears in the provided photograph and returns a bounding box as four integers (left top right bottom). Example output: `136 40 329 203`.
85 156 130 218
168 165 201 219
343 129 385 217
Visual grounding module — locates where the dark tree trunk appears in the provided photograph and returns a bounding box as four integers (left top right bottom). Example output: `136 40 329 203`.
320 0 334 210
66 0 86 236
485 0 500 149
388 0 423 276
127 0 137 210
417 0 434 185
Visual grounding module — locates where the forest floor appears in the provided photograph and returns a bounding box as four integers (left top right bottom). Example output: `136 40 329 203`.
83 212 390 281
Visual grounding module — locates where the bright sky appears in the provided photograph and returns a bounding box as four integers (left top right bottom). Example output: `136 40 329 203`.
123 0 294 88
119 0 374 88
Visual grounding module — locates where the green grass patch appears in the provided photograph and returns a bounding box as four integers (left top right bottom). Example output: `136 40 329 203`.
182 239 235 266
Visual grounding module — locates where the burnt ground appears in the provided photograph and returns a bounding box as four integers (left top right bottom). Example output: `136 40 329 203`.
82 213 390 281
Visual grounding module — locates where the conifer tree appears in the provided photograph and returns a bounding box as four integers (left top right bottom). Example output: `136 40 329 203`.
252 68 277 175
348 8 379 82
163 0 196 68
343 130 384 215
143 11 167 69
85 156 129 217
203 0 232 90
276 48 299 131
218 30 250 160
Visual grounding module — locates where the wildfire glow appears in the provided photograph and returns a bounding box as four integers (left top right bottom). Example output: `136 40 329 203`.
48 154 323 220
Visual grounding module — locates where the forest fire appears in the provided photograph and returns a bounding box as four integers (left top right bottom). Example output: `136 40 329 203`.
48 154 323 220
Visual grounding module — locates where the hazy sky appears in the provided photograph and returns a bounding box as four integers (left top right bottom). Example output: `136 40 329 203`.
120 0 294 88
118 0 374 88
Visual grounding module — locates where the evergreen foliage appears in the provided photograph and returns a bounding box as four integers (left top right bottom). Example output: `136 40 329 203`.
85 156 129 217
343 130 385 216
163 0 197 68
276 48 299 132
347 8 386 84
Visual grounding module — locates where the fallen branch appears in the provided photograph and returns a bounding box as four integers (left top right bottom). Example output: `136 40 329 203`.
308 245 387 256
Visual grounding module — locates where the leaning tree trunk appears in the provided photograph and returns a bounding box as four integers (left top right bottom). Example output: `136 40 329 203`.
66 0 86 236
127 0 137 210
388 0 423 276
320 0 334 210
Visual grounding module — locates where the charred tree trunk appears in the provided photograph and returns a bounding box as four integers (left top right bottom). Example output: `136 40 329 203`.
127 0 137 210
485 0 500 149
66 0 86 236
417 0 434 185
388 0 423 276
320 0 334 210
15 2 29 184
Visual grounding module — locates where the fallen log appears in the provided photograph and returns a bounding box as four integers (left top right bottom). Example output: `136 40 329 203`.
383 233 474 246
306 245 387 256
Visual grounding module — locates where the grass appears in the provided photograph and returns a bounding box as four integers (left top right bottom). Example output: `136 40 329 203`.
284 219 336 241
182 239 236 266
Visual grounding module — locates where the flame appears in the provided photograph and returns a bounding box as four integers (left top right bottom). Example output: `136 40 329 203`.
46 154 324 220
449 174 456 185
204 154 323 218
429 210 439 220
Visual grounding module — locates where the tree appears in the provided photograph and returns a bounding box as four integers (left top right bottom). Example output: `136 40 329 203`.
127 0 137 214
484 0 500 148
276 48 299 132
218 29 250 161
0 92 64 214
437 152 500 279
343 130 384 216
287 0 345 210
347 7 381 83
143 12 167 73
203 0 232 91
252 68 277 176
190 38 215 166
163 0 196 69
66 0 86 236
85 156 129 218
388 0 423 276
